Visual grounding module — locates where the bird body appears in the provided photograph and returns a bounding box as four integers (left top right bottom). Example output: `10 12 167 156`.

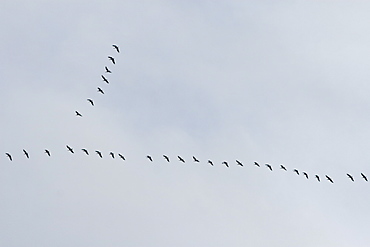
118 154 125 160
280 165 287 171
178 156 185 163
110 152 115 159
105 66 112 73
193 156 199 162
347 173 354 182
75 111 82 117
147 155 153 162
326 175 334 183
23 149 29 159
45 149 51 156
163 155 170 162
236 160 243 166
315 175 320 182
101 75 109 84
208 160 214 166
254 162 260 167
361 173 368 182
303 172 309 179
97 87 105 94
293 169 299 175
82 149 89 155
95 150 103 158
66 145 74 153
112 45 120 53
265 164 273 171
222 161 229 167
5 153 12 161
108 56 115 64
87 99 94 106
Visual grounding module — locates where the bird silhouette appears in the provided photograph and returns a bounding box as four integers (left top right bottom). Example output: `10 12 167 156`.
118 153 125 160
108 56 115 64
101 75 109 84
75 111 82 117
265 164 273 171
178 156 185 163
97 87 105 94
361 173 368 182
293 169 299 175
105 66 112 73
163 155 170 162
45 149 51 156
5 153 12 161
347 173 354 182
112 45 120 53
66 145 74 154
236 160 243 166
303 172 309 179
87 99 94 106
315 175 320 182
147 155 153 161
326 175 334 183
254 161 260 167
81 149 89 155
110 152 115 159
95 150 103 158
193 156 199 162
208 160 214 166
222 161 229 167
23 149 29 159
280 165 287 171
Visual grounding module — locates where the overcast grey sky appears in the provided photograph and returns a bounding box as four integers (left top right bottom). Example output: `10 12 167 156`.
1 1 370 246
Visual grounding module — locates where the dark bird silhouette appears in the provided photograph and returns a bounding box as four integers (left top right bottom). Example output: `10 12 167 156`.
254 161 260 167
95 150 103 158
81 149 89 155
163 155 170 162
118 153 125 160
5 153 12 161
108 56 115 64
45 149 51 156
326 175 334 183
280 165 287 171
315 175 320 182
347 173 354 182
147 155 153 162
105 66 112 73
193 156 200 162
293 169 299 175
66 145 74 154
97 87 105 94
303 172 309 179
208 160 214 166
110 152 115 159
178 156 185 163
265 163 273 171
101 75 109 84
112 45 120 53
23 149 29 159
361 173 368 182
87 99 94 106
236 160 243 166
75 111 82 117
222 161 229 167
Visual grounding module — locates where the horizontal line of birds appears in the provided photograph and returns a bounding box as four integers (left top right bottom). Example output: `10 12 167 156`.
75 44 120 117
3 146 368 184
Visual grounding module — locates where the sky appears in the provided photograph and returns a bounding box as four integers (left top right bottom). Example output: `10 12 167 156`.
1 1 370 246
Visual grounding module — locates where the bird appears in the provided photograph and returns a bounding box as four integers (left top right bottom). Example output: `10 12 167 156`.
178 156 185 163
208 160 214 166
315 175 320 182
326 175 334 183
118 153 125 160
112 44 120 53
105 66 112 73
5 153 12 161
101 75 109 84
361 173 368 182
81 149 89 155
75 111 82 117
147 155 153 162
193 156 200 162
222 161 229 167
66 145 74 154
163 155 170 162
280 165 287 171
265 163 273 171
303 172 309 179
97 87 105 94
236 160 243 166
95 150 103 158
44 149 51 156
23 149 29 159
87 99 94 106
110 152 115 159
108 56 115 64
347 173 354 182
293 169 299 175
254 161 260 167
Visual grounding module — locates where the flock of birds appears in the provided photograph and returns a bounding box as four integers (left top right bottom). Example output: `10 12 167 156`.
5 44 368 185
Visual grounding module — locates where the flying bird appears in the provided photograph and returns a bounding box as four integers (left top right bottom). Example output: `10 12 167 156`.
75 111 82 117
95 150 103 158
108 56 115 64
147 155 153 162
236 160 243 166
44 149 51 156
222 161 229 167
105 66 112 73
163 155 170 162
112 44 120 53
178 156 185 163
280 165 287 171
326 175 334 183
66 145 74 154
87 99 94 106
208 160 214 166
110 152 115 159
101 75 109 84
81 149 89 155
254 161 260 167
5 153 12 161
347 173 354 182
97 87 105 94
23 149 29 159
193 156 200 162
361 173 368 182
118 153 125 160
303 172 309 179
265 163 273 171
293 169 299 175
315 175 320 182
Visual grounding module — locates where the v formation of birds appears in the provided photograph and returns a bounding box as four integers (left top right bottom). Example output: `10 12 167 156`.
4 44 369 184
